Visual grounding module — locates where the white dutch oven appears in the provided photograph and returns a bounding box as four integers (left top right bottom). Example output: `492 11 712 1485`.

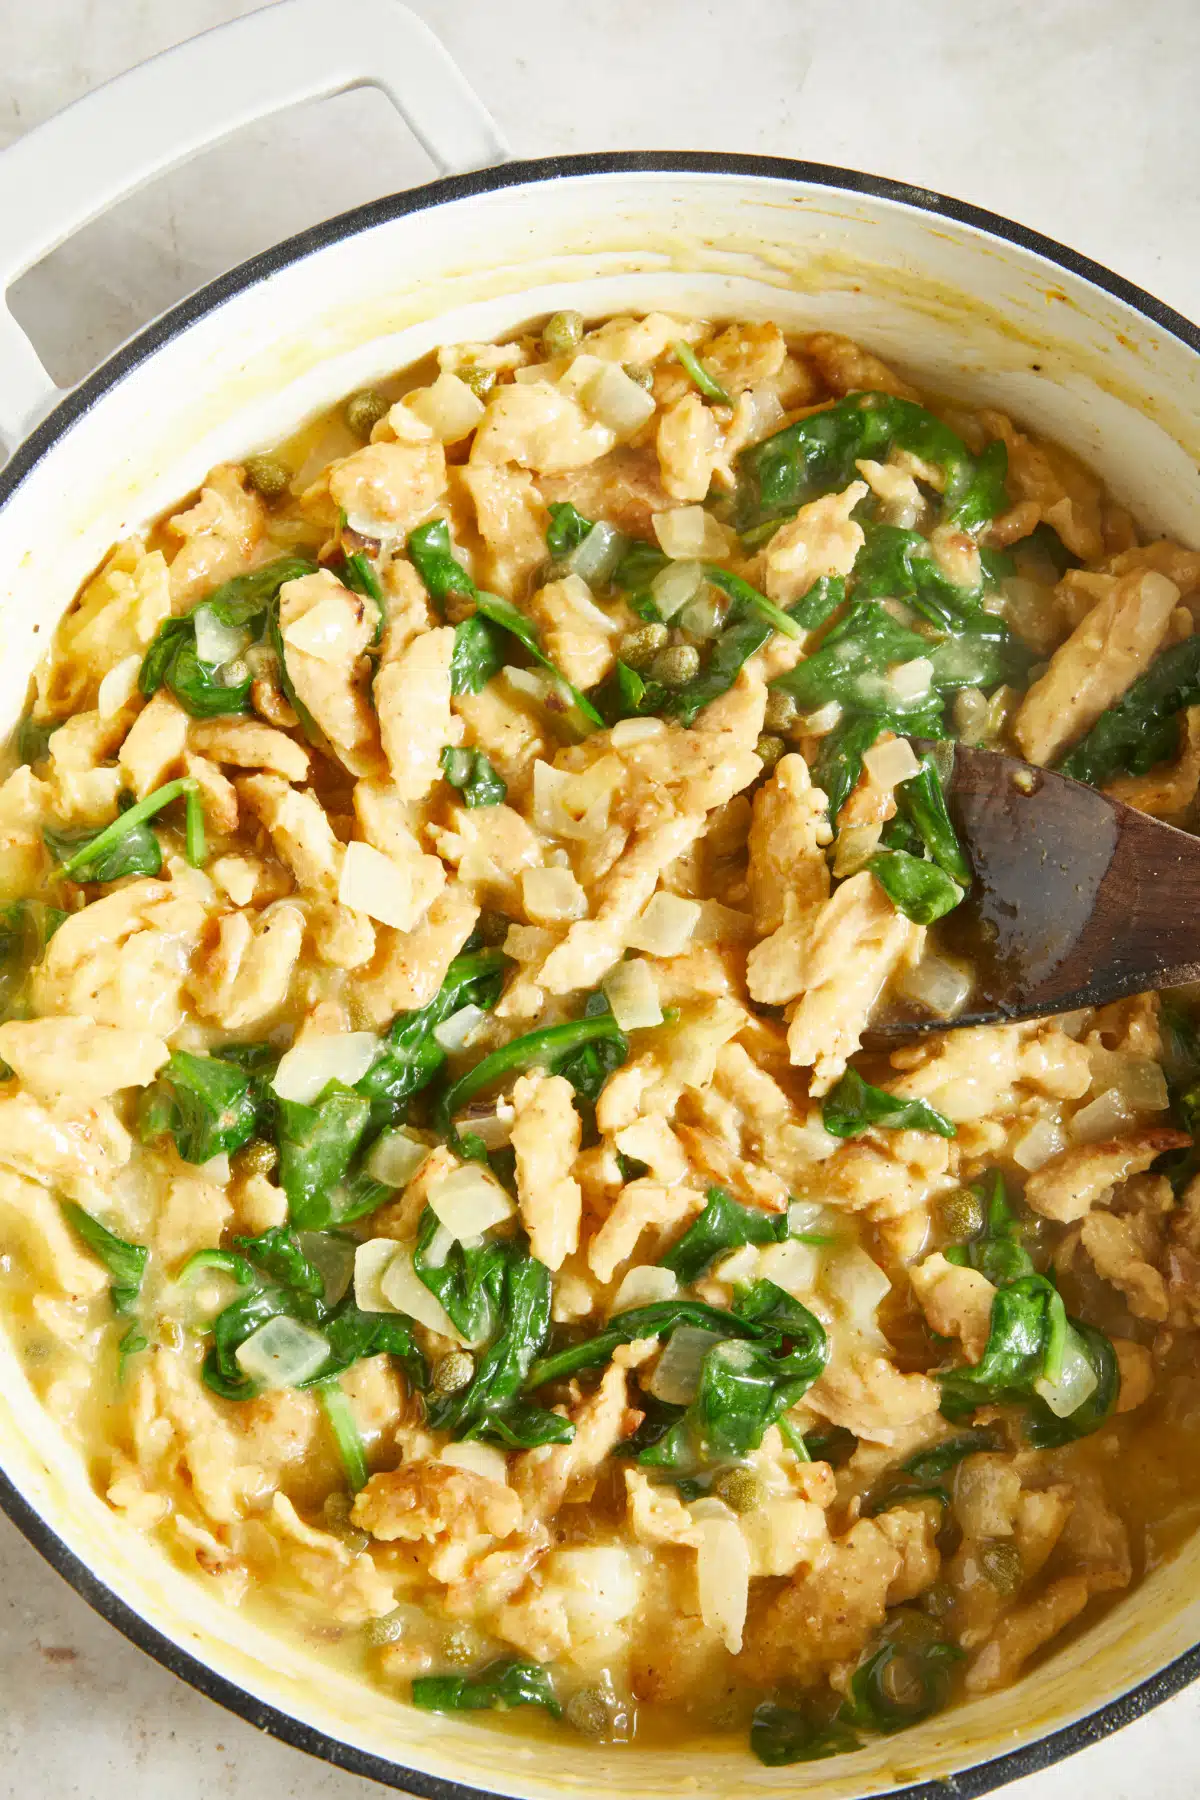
2 2 1200 1794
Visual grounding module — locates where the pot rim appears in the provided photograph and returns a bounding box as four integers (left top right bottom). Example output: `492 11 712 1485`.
1 148 1198 1799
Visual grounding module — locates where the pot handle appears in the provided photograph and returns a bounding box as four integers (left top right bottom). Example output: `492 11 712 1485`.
0 0 508 449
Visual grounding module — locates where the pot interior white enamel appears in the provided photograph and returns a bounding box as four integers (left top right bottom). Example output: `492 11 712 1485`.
3 158 1200 1799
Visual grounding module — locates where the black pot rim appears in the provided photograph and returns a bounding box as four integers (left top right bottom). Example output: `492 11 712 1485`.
1 148 1198 1799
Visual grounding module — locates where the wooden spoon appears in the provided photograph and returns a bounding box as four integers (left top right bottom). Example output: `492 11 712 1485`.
871 741 1200 1036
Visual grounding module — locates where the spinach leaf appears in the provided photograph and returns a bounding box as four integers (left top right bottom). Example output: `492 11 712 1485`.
319 1302 427 1391
406 519 478 608
1059 635 1200 787
411 1657 561 1718
771 601 931 715
868 847 963 923
926 616 1031 694
137 1050 260 1164
0 900 65 1018
938 1273 1067 1419
847 1633 964 1733
16 714 59 766
701 566 803 642
277 1083 373 1229
852 523 985 631
356 948 509 1134
440 745 507 808
613 540 670 593
45 777 201 882
862 1426 1000 1515
592 659 667 725
545 501 595 559
790 572 848 633
659 1185 790 1284
750 1703 860 1767
672 338 730 404
231 1226 325 1312
61 1203 147 1316
450 615 506 695
435 1006 628 1137
529 1297 754 1390
412 1204 508 1343
139 557 314 717
895 751 972 885
821 1067 956 1139
944 1169 1036 1285
428 1243 570 1447
1024 1320 1120 1448
317 1378 369 1491
734 392 1006 534
338 550 384 605
473 592 604 728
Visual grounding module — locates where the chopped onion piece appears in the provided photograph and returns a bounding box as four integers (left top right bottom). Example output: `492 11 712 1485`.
611 1265 679 1312
552 1546 640 1630
758 1238 820 1297
235 1316 330 1389
97 653 142 719
366 1129 429 1188
281 595 361 663
272 1032 379 1104
565 520 629 586
822 1246 891 1323
574 360 656 436
695 1512 750 1654
887 656 934 701
502 665 553 706
552 571 621 635
383 400 435 443
354 1239 401 1313
199 1152 232 1185
442 1441 509 1483
679 590 727 640
650 558 705 619
1011 1114 1066 1172
194 604 253 668
1087 1048 1169 1113
898 952 973 1020
1035 1326 1098 1418
522 865 588 924
420 1221 457 1269
863 735 921 788
338 839 427 932
626 890 702 957
693 899 755 944
297 1230 355 1308
610 716 666 748
795 700 843 737
404 371 486 443
603 958 663 1030
711 1244 761 1285
1070 1087 1133 1144
379 1245 469 1342
832 822 882 877
459 1100 515 1150
428 1162 516 1241
788 1199 829 1235
432 1004 487 1053
645 1326 723 1404
653 506 734 561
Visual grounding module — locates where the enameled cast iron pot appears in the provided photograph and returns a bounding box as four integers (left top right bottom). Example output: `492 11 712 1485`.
2 2 1200 1793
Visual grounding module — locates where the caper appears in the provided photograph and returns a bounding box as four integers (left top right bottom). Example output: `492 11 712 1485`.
363 1609 407 1648
755 733 786 771
919 1580 956 1620
433 1350 475 1395
649 643 702 689
458 365 495 401
763 688 799 734
979 1539 1023 1596
714 1467 764 1514
476 909 510 948
623 362 654 391
243 454 292 500
345 389 390 439
541 310 584 360
236 1139 279 1179
619 623 669 670
937 1186 985 1242
565 1685 612 1738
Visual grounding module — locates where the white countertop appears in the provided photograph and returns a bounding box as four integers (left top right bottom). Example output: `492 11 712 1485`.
3 2 1200 1794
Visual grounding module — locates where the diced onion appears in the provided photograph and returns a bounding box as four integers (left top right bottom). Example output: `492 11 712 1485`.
603 958 663 1030
863 735 921 788
383 400 436 442
693 899 755 943
626 890 702 958
379 1245 469 1342
458 1100 515 1150
579 361 657 437
532 758 620 840
898 953 973 1021
199 1152 232 1185
272 1031 379 1105
433 1004 487 1053
551 1546 641 1630
653 506 733 561
404 371 485 443
610 716 666 748
354 1239 403 1314
788 1198 829 1235
428 1162 516 1241
1087 1048 1169 1113
1010 1114 1066 1172
235 1316 330 1389
1070 1087 1133 1144
795 700 843 737
679 590 727 640
711 1244 761 1285
366 1129 429 1188
194 604 252 668
1035 1326 1099 1418
502 665 553 706
645 1326 723 1404
832 822 882 877
97 653 142 718
952 1456 1022 1536
552 571 622 635
887 656 934 701
281 595 360 663
522 865 588 924
757 1238 820 1297
740 1497 825 1577
420 1221 457 1269
610 1265 679 1312
565 520 630 587
338 839 425 932
695 1511 750 1654
822 1246 891 1322
442 1441 509 1483
953 686 991 742
650 557 706 619
297 1230 355 1308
